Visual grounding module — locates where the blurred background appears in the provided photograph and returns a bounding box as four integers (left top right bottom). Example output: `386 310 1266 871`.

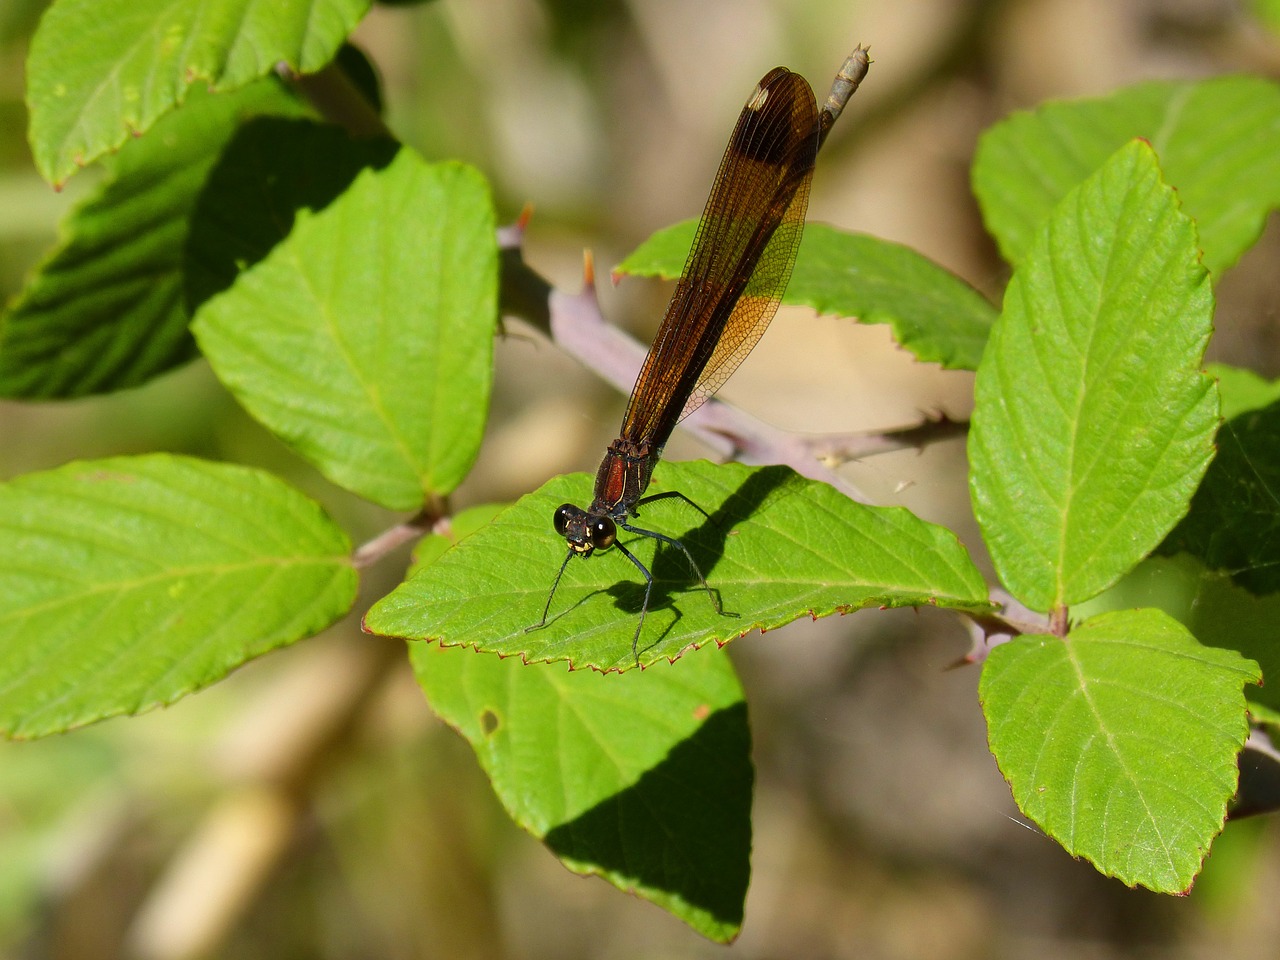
3 0 1280 957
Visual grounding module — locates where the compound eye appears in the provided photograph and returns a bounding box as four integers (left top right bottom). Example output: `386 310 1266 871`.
553 504 575 536
590 517 616 550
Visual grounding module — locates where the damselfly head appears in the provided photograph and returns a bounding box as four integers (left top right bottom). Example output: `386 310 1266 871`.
553 504 617 555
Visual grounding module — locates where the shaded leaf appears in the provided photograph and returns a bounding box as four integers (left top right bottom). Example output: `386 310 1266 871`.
333 42 384 115
185 116 399 309
0 81 300 398
0 455 357 739
413 641 750 942
1161 400 1280 596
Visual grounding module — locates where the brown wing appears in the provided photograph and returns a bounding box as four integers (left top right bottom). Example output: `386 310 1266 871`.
617 67 821 450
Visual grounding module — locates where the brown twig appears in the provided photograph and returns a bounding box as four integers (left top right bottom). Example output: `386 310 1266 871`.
495 219 966 508
353 495 448 569
953 589 1050 667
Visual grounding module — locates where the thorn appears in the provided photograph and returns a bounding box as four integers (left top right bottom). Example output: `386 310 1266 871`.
517 202 534 232
582 248 596 291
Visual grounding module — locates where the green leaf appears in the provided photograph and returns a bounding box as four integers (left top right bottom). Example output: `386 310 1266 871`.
365 461 990 671
408 502 505 576
192 153 498 510
969 140 1217 612
412 641 751 941
1074 554 1280 720
980 608 1259 892
0 455 357 739
1259 0 1280 33
1208 363 1280 420
616 221 996 370
185 117 399 310
26 0 372 185
972 75 1280 277
1160 400 1280 596
1188 574 1280 721
0 81 299 398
